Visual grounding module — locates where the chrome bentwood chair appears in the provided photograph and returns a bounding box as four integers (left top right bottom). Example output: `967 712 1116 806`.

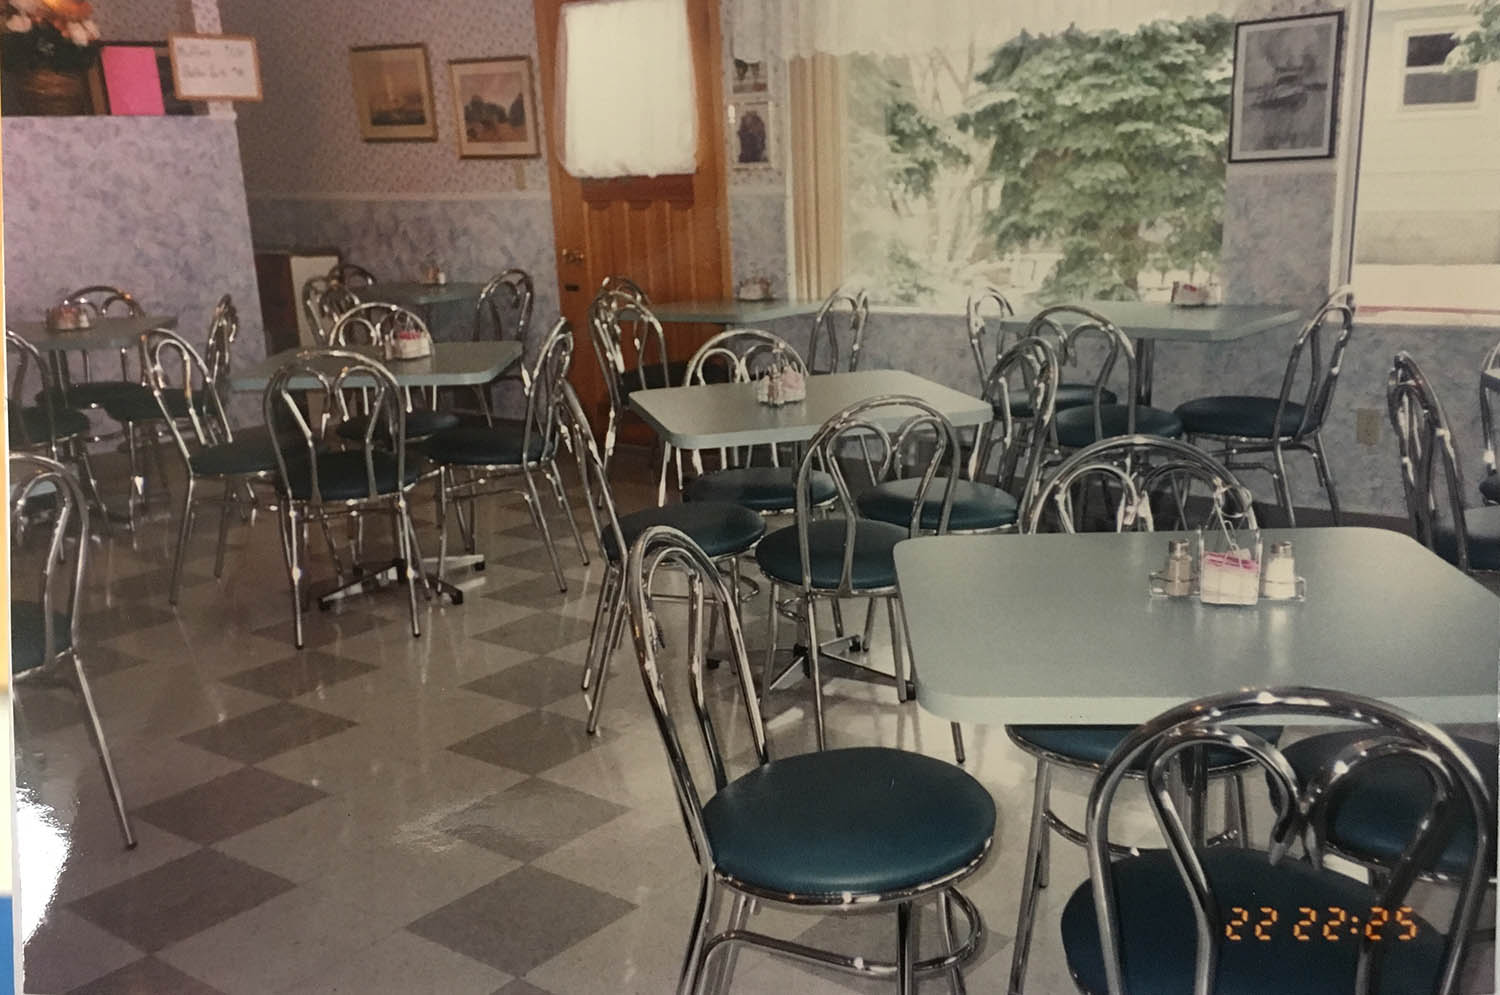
302 277 361 347
263 350 426 648
1060 687 1492 995
806 286 870 374
1387 351 1500 575
47 284 147 413
1033 305 1183 454
1175 296 1355 526
1008 435 1263 995
7 330 110 524
558 384 765 735
1478 336 1500 505
422 319 590 593
626 525 992 995
467 268 535 421
967 287 1115 418
143 328 281 605
10 454 135 848
328 302 461 444
586 283 667 478
328 262 377 289
754 396 960 750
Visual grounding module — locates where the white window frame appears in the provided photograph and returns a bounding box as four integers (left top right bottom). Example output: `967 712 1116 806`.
1395 19 1484 115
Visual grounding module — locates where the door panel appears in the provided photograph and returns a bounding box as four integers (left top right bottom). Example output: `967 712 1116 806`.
535 0 730 437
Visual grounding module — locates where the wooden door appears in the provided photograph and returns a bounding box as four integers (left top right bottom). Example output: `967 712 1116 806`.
534 0 731 437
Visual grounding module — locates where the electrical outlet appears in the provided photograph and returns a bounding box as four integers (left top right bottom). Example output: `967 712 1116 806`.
1355 408 1382 446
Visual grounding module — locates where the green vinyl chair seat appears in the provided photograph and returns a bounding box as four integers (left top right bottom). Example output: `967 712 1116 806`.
702 746 995 897
857 476 1018 532
37 381 148 411
1175 395 1313 440
1481 475 1500 504
336 409 461 444
755 518 907 590
275 450 421 502
1433 505 1500 572
1000 382 1114 419
1053 404 1185 449
1281 730 1498 878
684 466 837 513
603 501 766 562
9 404 91 446
618 360 730 398
1060 847 1446 995
421 424 548 467
100 387 210 424
188 433 286 478
10 601 70 674
1010 725 1282 771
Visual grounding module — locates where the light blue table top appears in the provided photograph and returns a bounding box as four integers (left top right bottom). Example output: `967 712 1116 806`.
229 341 522 391
650 299 825 325
1003 301 1302 342
896 527 1499 725
372 281 488 308
10 314 178 352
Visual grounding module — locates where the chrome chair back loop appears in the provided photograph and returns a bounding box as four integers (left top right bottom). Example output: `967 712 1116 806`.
143 327 234 467
966 285 1016 391
682 327 808 476
1278 300 1355 442
1388 351 1472 571
520 317 576 467
978 334 1061 510
301 276 360 346
328 262 377 289
807 286 871 374
1085 686 1492 995
474 268 534 348
10 453 89 663
64 284 143 318
1028 304 1136 442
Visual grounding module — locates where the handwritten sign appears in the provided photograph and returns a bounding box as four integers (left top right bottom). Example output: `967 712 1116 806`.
168 33 262 102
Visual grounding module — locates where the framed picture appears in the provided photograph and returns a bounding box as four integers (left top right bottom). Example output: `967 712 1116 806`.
448 56 540 159
731 58 767 94
731 100 773 169
1229 11 1343 162
349 44 437 142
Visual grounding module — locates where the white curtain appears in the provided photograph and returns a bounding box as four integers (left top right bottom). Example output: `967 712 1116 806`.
560 0 698 178
778 0 1242 58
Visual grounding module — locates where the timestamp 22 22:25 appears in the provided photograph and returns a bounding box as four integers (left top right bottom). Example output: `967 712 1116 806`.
1224 906 1419 942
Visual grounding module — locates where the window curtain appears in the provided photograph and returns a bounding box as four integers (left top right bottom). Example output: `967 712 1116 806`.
778 0 1240 58
788 54 846 301
559 0 697 178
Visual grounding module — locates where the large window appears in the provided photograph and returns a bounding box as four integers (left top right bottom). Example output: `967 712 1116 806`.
831 18 1233 309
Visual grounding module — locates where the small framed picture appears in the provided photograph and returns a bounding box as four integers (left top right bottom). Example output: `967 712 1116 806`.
732 58 767 94
349 44 437 142
731 100 773 169
1229 11 1344 162
448 56 541 159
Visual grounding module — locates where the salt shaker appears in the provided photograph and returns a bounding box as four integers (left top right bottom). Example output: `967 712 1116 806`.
1260 540 1298 599
1159 538 1193 597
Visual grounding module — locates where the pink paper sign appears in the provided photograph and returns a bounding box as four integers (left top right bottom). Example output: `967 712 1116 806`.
101 46 165 116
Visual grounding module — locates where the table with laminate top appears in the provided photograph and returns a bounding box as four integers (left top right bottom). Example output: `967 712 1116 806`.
10 313 178 352
229 341 522 392
650 298 825 326
370 281 488 309
629 368 992 450
895 527 1499 726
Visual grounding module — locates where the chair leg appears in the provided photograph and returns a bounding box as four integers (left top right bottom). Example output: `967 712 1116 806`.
679 877 723 995
1009 758 1052 995
212 478 235 580
396 496 423 638
860 598 878 653
762 580 780 704
168 477 196 607
124 422 142 533
583 564 619 693
587 575 628 735
657 442 673 507
897 900 917 995
705 893 750 995
70 650 136 849
543 459 590 566
940 888 968 995
806 594 827 751
280 504 306 649
72 443 113 539
1271 443 1296 528
1227 773 1249 845
435 467 451 578
887 596 909 703
523 468 569 592
1312 433 1342 525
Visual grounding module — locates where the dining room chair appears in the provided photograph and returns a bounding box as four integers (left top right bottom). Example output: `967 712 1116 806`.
1008 434 1263 995
422 318 590 593
7 329 111 528
1478 336 1500 506
302 277 361 347
754 394 960 750
967 287 1113 419
328 261 378 288
10 453 135 848
142 327 282 605
50 284 147 411
556 382 765 735
1060 686 1491 995
806 286 870 375
1033 305 1184 453
586 282 669 479
1387 350 1500 575
458 268 536 424
625 523 993 995
676 328 837 514
1174 295 1355 526
263 348 426 649
327 302 461 444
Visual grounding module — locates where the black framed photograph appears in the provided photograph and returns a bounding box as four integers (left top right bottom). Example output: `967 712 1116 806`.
1229 11 1344 162
349 43 437 142
731 99 772 169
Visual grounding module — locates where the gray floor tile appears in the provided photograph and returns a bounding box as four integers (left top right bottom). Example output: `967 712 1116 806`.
179 701 358 764
68 849 295 952
473 611 597 656
462 657 586 707
134 767 327 844
440 778 628 861
491 982 552 995
448 710 614 775
22 909 143 995
406 865 635 975
67 956 227 995
14 684 89 736
220 650 380 700
250 609 392 650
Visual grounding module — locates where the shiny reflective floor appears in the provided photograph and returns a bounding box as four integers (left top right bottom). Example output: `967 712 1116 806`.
14 450 1498 994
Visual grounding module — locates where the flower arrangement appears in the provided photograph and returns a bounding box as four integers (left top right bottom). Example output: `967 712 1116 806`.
2 0 100 72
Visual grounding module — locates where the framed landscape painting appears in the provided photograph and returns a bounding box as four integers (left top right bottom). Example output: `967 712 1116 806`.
1229 12 1343 162
449 56 540 159
349 44 437 142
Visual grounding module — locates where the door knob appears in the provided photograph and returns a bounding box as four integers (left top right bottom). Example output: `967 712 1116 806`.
561 248 585 265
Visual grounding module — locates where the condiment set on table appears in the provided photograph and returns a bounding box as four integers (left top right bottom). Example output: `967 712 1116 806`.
754 346 806 407
1150 489 1304 605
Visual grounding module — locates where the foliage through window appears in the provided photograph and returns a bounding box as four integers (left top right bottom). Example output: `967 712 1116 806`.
1402 32 1478 105
842 17 1234 308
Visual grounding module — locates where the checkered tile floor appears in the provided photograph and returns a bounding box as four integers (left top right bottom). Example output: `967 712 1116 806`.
14 452 1497 994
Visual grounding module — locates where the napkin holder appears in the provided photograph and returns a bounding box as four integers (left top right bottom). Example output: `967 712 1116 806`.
1170 281 1218 308
419 255 447 286
384 324 432 361
45 303 92 331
